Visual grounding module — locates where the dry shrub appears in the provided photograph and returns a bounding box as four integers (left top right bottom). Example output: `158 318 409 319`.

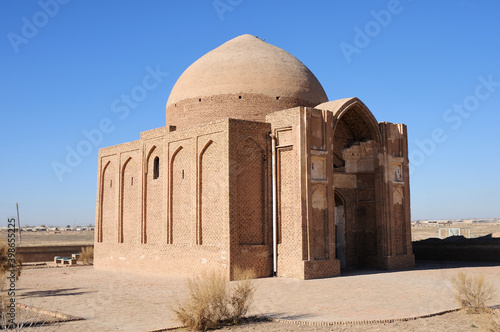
0 292 55 330
477 309 500 332
172 267 256 331
173 270 229 330
228 266 256 322
78 246 94 265
0 241 22 289
452 271 497 314
0 241 25 330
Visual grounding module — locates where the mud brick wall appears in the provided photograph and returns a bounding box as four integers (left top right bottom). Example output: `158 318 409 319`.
18 245 90 263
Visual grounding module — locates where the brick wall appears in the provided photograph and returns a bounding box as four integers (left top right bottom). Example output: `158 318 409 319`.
266 108 305 279
145 144 164 245
95 120 232 279
166 93 320 130
18 245 91 263
228 119 273 279
95 99 415 279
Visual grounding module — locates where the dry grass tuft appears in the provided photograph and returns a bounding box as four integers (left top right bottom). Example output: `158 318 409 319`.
78 246 94 265
0 241 27 330
228 266 256 322
173 270 229 331
0 292 57 330
172 267 256 331
478 309 500 332
0 241 22 289
452 271 497 314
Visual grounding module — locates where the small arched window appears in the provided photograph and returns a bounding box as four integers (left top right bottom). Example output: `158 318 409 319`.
153 156 160 179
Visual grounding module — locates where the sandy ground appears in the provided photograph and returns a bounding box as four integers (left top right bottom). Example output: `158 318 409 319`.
5 228 500 331
14 262 500 331
32 310 500 332
214 310 500 331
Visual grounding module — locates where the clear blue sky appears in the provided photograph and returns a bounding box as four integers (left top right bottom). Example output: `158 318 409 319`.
1 0 499 226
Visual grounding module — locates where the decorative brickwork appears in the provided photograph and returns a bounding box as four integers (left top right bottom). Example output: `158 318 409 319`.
144 145 164 245
236 138 266 245
100 159 117 243
170 142 193 245
199 137 224 246
120 154 140 244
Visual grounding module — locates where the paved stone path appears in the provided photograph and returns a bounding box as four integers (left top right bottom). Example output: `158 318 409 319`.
17 262 500 331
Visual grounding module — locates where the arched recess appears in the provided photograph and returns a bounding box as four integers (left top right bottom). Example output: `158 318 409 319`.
101 161 117 243
311 188 329 260
236 137 266 245
170 146 192 244
332 99 380 267
198 140 223 245
334 191 346 268
332 100 380 171
120 157 140 244
145 145 163 245
146 145 157 164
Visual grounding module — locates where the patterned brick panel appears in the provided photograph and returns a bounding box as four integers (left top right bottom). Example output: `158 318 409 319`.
277 147 296 245
379 122 415 269
236 138 265 245
393 189 406 255
276 146 303 278
121 155 141 244
312 188 329 260
200 138 224 245
170 143 193 245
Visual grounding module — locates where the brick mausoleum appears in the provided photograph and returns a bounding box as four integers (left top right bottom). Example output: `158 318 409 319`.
94 34 415 280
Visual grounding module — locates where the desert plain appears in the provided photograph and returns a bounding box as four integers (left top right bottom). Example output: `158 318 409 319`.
5 223 500 331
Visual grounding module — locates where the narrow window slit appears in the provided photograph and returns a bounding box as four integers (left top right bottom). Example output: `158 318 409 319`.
153 157 160 179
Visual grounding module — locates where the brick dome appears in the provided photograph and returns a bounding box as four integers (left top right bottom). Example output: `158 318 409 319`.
166 34 328 129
